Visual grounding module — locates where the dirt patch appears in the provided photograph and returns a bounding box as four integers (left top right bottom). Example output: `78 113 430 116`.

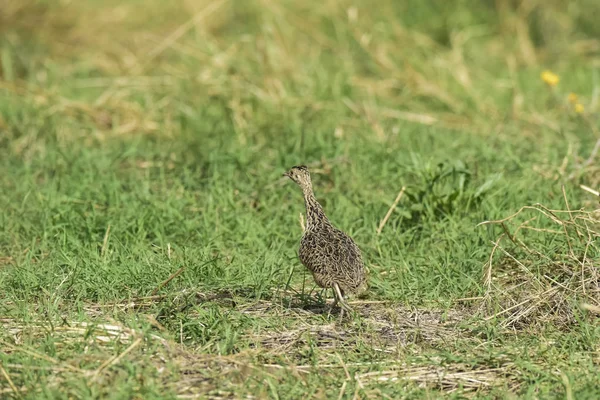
238 301 474 355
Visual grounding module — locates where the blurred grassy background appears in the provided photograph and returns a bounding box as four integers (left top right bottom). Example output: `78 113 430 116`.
1 0 599 398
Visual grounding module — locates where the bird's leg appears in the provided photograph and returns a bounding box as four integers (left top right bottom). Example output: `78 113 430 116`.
327 289 338 318
333 283 352 320
333 283 351 312
330 294 338 308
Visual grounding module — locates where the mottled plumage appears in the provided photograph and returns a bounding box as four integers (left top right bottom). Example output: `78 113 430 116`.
284 165 367 315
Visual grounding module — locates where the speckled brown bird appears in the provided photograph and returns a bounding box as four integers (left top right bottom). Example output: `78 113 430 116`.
283 165 367 316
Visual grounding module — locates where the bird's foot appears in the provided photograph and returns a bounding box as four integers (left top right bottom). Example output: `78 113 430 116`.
332 283 354 322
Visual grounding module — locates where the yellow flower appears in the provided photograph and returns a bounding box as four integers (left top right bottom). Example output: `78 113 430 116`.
541 70 559 87
568 93 578 104
575 103 584 114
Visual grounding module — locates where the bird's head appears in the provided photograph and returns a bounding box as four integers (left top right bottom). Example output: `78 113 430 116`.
283 165 312 187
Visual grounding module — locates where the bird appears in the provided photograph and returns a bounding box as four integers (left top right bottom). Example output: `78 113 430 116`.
283 165 367 317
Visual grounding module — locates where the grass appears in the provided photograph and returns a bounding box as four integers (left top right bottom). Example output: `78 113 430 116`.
1 0 599 398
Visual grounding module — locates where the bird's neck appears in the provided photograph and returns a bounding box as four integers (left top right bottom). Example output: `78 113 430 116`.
301 185 329 230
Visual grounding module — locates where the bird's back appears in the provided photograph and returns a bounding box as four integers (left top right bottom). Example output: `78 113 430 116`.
299 224 366 294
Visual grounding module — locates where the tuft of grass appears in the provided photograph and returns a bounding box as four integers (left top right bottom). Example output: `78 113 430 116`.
1 0 600 398
480 202 600 330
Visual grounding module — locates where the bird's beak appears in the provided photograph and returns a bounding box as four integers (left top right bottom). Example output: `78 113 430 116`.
283 171 289 177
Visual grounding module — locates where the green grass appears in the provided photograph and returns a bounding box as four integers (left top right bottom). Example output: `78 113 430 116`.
1 0 599 398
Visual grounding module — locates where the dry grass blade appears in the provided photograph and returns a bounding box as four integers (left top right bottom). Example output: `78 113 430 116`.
336 379 347 400
92 337 143 379
483 235 504 293
379 108 438 126
581 185 599 197
478 204 566 227
151 265 186 296
581 303 600 314
335 353 352 381
0 362 21 398
101 224 111 257
377 186 406 235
